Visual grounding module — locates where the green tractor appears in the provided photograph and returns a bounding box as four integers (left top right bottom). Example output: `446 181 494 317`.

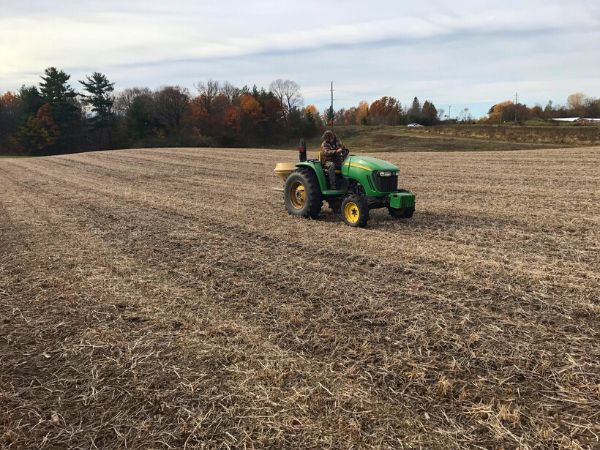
274 141 415 227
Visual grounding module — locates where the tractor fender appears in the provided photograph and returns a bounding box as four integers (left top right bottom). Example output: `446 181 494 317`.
296 161 328 192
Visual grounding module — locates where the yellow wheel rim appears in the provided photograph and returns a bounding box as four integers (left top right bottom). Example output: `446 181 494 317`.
343 201 360 224
289 181 306 209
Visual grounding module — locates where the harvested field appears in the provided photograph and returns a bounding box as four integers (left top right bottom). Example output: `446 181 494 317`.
1 146 599 449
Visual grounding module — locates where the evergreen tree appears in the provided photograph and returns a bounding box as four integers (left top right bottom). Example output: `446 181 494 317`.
39 67 79 129
18 85 43 117
79 72 115 127
303 109 318 137
325 106 335 126
408 96 422 123
543 100 554 119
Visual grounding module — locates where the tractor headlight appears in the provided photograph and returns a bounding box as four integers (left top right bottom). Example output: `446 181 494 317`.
378 171 394 177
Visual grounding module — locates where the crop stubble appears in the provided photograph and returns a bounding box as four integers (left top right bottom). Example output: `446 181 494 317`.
0 147 599 449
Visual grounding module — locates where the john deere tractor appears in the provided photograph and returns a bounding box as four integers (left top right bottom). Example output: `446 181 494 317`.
274 141 415 227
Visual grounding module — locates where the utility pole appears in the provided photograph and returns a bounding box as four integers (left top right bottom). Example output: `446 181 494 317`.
515 92 518 122
330 81 334 128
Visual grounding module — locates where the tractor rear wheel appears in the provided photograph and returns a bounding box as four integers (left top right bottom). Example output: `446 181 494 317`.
341 195 369 227
284 168 322 219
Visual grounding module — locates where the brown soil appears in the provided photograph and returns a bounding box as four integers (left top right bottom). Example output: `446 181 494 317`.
1 147 599 449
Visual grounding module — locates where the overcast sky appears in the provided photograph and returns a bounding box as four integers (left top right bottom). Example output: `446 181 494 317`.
1 0 599 117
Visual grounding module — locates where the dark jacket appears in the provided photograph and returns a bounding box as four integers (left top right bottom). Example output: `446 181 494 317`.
321 138 345 164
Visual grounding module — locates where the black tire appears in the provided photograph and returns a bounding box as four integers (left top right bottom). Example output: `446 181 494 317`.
388 206 415 219
341 195 369 227
284 168 322 219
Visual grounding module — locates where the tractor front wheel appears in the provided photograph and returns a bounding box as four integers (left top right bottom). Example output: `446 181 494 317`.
284 169 322 219
341 195 369 227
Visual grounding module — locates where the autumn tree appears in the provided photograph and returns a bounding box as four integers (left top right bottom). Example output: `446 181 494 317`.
356 101 369 125
238 94 264 144
567 92 586 113
487 101 529 123
342 107 357 125
304 105 321 123
370 96 403 125
0 92 21 152
565 93 600 117
14 103 60 155
487 101 514 123
530 105 544 119
188 96 210 136
224 105 241 136
303 105 322 136
240 94 263 121
421 100 438 125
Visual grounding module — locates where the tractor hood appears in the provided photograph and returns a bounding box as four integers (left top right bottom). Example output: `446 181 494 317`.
345 155 399 173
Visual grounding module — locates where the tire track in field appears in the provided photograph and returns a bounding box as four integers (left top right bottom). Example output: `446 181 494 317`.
4 157 599 447
0 160 432 448
65 149 600 260
26 153 600 285
3 148 599 448
10 155 599 323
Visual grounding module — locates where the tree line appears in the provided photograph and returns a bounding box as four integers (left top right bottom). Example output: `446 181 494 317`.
3 68 599 155
0 68 446 155
0 69 321 155
330 96 441 126
484 93 600 123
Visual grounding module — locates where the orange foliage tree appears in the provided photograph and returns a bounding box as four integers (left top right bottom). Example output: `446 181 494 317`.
13 103 61 154
369 96 402 125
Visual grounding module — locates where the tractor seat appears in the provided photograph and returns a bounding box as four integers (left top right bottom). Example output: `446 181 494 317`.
315 151 341 174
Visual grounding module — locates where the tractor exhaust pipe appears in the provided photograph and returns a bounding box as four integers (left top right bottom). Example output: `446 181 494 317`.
298 139 307 162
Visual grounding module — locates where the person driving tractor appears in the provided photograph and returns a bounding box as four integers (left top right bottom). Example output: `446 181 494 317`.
321 130 348 189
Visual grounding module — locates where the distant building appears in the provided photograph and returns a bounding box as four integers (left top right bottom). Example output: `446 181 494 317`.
552 117 600 123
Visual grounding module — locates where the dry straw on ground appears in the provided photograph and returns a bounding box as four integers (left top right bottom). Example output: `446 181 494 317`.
1 147 599 449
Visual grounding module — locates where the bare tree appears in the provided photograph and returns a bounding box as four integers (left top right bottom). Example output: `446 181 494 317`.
269 79 303 120
154 86 190 133
114 87 152 117
221 81 237 102
195 80 220 113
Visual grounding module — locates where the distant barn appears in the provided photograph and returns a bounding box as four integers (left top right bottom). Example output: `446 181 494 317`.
552 117 600 123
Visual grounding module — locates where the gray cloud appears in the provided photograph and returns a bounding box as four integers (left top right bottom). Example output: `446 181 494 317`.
1 0 599 117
